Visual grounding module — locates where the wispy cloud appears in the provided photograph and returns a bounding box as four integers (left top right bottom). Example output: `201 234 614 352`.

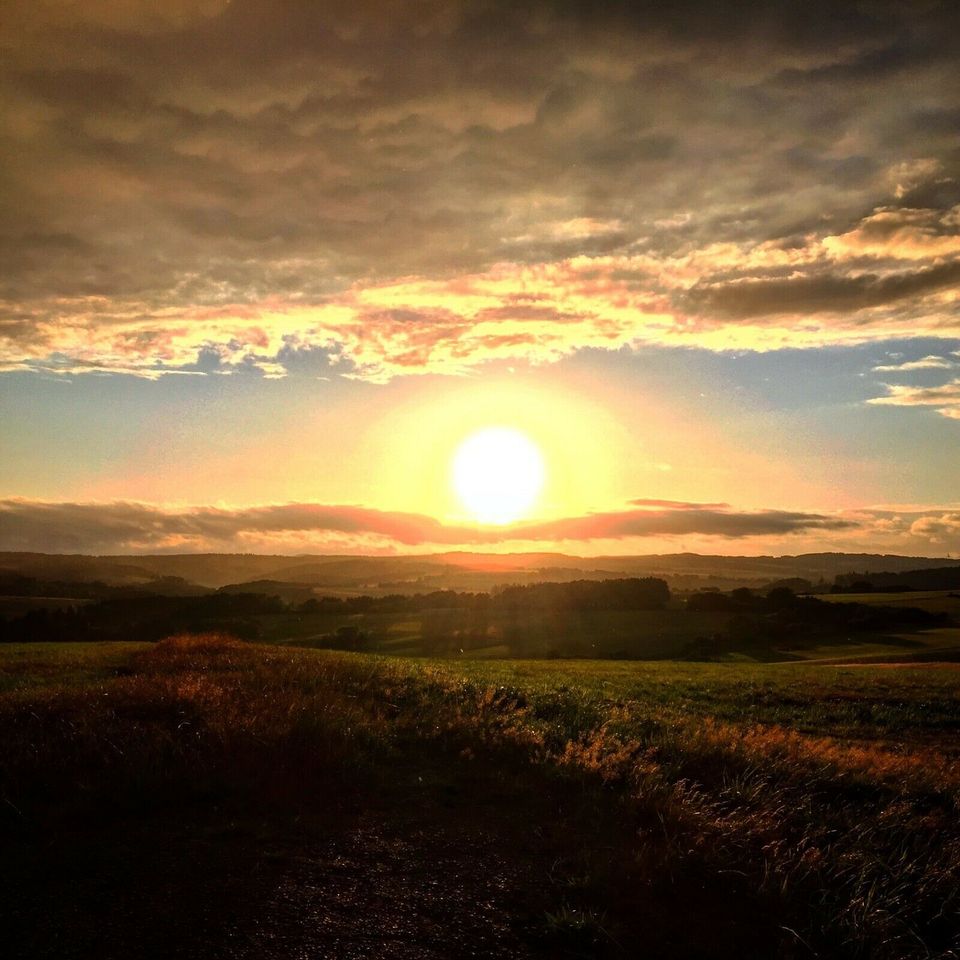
872 355 956 372
867 378 960 419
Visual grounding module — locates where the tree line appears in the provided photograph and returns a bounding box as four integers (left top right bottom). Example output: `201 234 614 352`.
0 578 671 644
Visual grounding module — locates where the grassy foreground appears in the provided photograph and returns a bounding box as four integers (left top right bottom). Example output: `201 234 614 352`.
2 637 959 958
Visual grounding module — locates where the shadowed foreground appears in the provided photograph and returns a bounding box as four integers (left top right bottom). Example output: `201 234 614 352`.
2 637 959 958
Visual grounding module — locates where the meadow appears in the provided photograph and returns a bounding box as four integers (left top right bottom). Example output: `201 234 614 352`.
2 636 959 958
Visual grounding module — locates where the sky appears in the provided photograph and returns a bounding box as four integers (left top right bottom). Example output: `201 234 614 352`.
0 0 958 556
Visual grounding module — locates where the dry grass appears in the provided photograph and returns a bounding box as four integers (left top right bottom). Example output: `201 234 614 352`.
1 635 386 823
3 635 960 958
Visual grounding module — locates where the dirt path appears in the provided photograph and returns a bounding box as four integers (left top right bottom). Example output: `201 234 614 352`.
236 818 548 959
6 807 555 960
4 763 781 960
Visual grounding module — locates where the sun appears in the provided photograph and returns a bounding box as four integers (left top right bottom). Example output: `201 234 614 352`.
451 427 545 525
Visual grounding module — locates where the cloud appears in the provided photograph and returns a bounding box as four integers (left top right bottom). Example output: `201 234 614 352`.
872 355 956 372
7 497 960 556
867 378 960 419
509 508 856 542
909 513 960 542
822 205 960 260
0 498 856 553
687 260 960 320
629 499 729 510
1 1 960 379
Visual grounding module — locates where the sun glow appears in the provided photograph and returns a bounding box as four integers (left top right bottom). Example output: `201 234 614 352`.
452 427 545 525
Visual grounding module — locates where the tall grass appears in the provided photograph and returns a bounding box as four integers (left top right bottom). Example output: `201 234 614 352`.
2 635 959 958
1 635 386 824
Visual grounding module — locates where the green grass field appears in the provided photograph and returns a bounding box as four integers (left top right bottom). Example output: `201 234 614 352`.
255 595 960 665
254 605 734 659
820 589 960 616
2 636 959 958
796 591 960 663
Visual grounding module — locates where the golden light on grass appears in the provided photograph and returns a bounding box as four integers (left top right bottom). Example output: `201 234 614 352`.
451 426 545 525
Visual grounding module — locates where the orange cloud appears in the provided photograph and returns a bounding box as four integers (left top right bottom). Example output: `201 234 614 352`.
823 207 960 260
867 378 960 419
6 498 960 556
0 497 860 554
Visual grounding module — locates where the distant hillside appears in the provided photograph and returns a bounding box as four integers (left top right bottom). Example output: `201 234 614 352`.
584 552 960 583
1 550 957 594
0 553 291 587
268 556 456 587
217 580 318 603
0 552 163 585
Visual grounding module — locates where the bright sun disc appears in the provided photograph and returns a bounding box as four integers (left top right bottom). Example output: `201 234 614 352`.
452 427 545 525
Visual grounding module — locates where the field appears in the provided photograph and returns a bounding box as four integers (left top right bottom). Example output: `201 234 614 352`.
798 591 960 663
821 590 960 616
7 580 959 665
242 591 960 663
3 637 960 959
258 591 960 665
258 604 733 659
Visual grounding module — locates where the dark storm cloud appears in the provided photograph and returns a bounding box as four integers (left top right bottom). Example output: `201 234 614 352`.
2 0 960 375
0 498 857 552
